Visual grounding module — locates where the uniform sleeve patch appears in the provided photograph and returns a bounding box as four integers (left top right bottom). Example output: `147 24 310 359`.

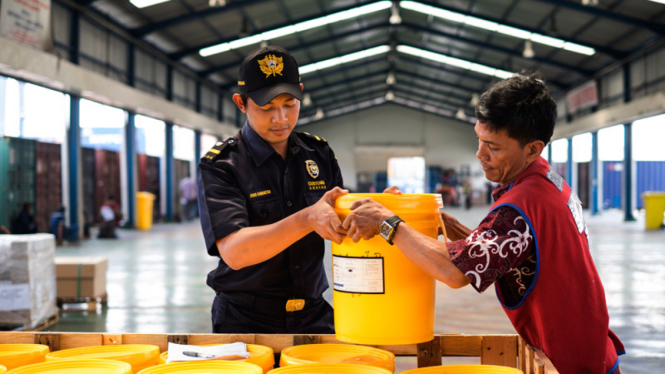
546 168 564 191
201 139 236 162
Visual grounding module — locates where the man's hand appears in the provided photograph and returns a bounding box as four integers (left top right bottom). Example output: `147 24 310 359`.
439 211 472 241
306 187 348 244
383 186 402 194
342 198 395 243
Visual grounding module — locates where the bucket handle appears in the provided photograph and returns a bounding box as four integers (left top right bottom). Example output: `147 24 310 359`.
436 209 449 242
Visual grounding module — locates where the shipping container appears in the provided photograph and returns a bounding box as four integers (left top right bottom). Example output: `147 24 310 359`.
35 142 63 234
81 147 97 230
577 162 590 208
636 161 665 209
138 154 161 222
602 161 622 210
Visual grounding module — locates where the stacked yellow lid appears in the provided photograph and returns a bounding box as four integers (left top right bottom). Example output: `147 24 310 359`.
0 364 6 374
137 361 264 374
5 359 132 374
279 344 395 372
159 344 274 373
400 365 524 374
268 363 392 374
0 344 50 370
45 344 160 372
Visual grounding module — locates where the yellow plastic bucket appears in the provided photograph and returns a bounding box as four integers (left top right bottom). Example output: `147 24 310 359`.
643 192 665 229
279 344 394 372
45 344 160 372
0 344 49 370
136 192 156 230
0 364 6 374
333 193 443 345
268 363 392 374
400 365 524 373
5 359 132 374
137 361 264 374
158 344 274 373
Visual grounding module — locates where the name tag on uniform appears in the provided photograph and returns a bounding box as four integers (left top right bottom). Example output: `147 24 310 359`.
249 190 272 198
308 181 327 191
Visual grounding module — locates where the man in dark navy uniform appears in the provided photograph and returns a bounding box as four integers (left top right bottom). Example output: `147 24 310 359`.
197 46 346 334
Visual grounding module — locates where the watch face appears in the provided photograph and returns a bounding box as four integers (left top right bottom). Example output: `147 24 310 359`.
380 221 393 240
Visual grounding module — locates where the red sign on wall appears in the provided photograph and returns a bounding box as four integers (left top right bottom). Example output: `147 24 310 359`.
566 81 598 114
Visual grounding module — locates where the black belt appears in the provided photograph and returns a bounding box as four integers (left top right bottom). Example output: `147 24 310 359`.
218 292 319 313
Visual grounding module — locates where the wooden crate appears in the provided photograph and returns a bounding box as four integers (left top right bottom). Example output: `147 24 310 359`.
0 333 559 373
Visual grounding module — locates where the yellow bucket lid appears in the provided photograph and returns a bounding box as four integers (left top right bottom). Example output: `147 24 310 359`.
45 344 159 371
5 359 132 374
137 360 264 374
400 365 524 374
159 344 274 371
0 364 6 374
0 344 50 370
335 194 442 214
268 363 393 374
280 344 395 372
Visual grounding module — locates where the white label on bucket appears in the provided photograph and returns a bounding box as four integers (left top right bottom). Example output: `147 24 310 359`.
332 256 385 294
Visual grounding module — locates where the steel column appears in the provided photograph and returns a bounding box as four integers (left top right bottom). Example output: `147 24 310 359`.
70 9 80 64
567 138 573 184
165 123 174 221
125 112 136 227
127 44 135 87
591 131 599 215
67 96 80 242
194 130 201 167
624 122 636 221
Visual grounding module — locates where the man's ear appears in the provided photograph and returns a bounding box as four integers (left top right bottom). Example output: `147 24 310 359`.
232 94 247 113
525 140 545 162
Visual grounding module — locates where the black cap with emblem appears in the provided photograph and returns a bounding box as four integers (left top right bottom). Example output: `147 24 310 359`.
238 45 303 107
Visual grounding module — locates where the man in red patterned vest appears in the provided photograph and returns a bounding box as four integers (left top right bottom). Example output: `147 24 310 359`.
343 73 624 374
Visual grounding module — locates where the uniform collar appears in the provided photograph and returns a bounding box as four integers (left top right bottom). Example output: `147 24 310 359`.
241 122 313 166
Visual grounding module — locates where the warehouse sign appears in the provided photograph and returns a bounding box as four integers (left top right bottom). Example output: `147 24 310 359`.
566 80 598 114
0 0 51 49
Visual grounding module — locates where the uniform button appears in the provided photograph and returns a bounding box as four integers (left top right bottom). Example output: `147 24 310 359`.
261 211 267 218
293 265 300 270
286 201 293 207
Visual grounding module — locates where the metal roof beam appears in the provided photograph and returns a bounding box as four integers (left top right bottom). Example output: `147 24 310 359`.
533 0 665 36
198 22 390 75
130 0 271 37
307 70 389 95
412 0 629 59
394 68 480 94
402 22 593 76
165 0 387 59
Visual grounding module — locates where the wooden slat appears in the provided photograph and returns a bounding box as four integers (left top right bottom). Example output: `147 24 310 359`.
294 335 322 345
34 332 60 352
440 335 483 356
480 335 518 368
0 332 35 344
167 334 189 346
122 334 168 352
417 337 442 367
59 333 104 350
103 334 122 345
518 337 527 372
533 347 559 374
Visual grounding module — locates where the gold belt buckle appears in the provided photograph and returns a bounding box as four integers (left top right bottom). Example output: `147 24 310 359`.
286 299 305 312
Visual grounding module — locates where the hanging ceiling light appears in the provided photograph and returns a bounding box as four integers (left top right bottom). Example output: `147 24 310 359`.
386 72 396 85
315 108 325 120
302 93 312 107
455 108 466 120
523 40 535 58
208 0 226 7
470 93 480 106
389 2 402 24
260 41 268 48
385 90 395 101
581 0 599 5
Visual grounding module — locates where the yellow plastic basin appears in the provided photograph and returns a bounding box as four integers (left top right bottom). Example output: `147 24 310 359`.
0 364 6 374
279 344 394 372
400 365 524 374
158 344 274 373
0 344 49 370
5 359 132 374
268 363 392 374
333 193 443 345
45 345 160 372
137 361 264 374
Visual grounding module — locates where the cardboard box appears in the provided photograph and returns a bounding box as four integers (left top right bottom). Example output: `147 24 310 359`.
55 257 107 298
0 234 58 329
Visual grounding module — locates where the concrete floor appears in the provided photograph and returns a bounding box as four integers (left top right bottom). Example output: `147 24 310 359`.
46 207 664 373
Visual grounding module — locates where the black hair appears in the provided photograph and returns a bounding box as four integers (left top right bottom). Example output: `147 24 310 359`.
240 93 249 107
475 72 557 146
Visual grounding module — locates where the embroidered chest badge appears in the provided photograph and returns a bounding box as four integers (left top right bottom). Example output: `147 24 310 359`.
258 54 284 78
305 160 319 179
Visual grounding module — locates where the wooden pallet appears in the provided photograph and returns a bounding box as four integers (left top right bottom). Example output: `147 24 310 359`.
0 313 59 332
57 292 108 312
0 332 560 373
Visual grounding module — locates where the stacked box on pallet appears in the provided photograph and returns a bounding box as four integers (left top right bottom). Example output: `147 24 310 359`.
0 234 58 329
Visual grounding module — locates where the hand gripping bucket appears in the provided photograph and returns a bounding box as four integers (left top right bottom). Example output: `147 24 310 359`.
136 360 263 374
333 193 445 345
158 344 274 373
45 344 160 373
400 364 524 374
279 344 395 372
0 344 49 370
268 363 392 374
5 359 132 374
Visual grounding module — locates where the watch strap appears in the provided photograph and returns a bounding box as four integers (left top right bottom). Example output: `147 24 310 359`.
385 215 403 245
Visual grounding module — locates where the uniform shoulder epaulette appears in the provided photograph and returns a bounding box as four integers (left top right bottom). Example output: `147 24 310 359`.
300 132 328 144
201 137 238 163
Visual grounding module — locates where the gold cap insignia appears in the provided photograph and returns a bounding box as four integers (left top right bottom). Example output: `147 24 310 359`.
305 160 319 179
258 54 284 78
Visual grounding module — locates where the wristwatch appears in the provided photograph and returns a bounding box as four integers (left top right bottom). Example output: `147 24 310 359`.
380 215 404 245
